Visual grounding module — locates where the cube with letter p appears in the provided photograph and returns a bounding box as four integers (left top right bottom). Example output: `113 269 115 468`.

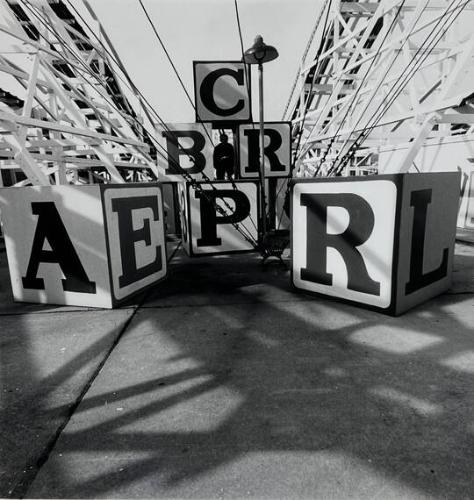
291 173 460 315
0 184 167 308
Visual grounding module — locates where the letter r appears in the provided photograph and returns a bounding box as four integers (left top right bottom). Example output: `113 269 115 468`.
301 192 380 296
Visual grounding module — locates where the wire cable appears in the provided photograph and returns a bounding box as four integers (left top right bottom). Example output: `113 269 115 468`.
330 0 429 172
274 0 333 228
17 0 260 247
233 0 252 121
332 0 460 173
312 0 407 175
332 0 467 175
332 0 463 172
137 0 216 147
282 0 330 121
114 0 256 234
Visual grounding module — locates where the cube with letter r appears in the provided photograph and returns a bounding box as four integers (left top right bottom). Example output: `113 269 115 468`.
291 172 460 315
193 61 251 123
0 184 167 308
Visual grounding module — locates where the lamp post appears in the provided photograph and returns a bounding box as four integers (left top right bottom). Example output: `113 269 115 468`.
243 35 278 241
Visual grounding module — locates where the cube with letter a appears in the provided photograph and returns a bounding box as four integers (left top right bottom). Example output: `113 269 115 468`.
0 183 167 308
291 172 460 315
183 180 259 256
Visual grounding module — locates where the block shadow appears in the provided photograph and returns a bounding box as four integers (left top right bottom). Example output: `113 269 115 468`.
14 244 474 498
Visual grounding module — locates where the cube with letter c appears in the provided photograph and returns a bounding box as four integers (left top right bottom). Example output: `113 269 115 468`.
0 184 167 308
193 61 251 123
291 173 460 315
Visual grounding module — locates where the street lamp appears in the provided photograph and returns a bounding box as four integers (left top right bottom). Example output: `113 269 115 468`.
243 35 278 240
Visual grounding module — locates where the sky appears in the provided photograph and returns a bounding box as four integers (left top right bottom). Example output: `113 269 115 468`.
84 0 321 124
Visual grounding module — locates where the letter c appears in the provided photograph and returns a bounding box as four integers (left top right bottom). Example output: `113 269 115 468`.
200 68 245 117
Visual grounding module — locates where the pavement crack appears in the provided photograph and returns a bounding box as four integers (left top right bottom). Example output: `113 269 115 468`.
8 295 148 499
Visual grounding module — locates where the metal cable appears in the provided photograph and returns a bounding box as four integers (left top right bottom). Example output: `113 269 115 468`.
332 0 467 174
17 0 260 247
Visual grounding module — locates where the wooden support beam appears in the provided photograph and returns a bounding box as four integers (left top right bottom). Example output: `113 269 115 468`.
304 83 355 94
439 114 474 124
0 110 149 148
1 125 50 185
0 61 50 90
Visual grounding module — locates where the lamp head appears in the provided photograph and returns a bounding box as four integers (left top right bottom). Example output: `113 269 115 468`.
243 35 278 65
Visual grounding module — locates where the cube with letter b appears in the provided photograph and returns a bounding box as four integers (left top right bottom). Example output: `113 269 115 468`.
157 122 214 182
0 184 167 308
291 172 460 315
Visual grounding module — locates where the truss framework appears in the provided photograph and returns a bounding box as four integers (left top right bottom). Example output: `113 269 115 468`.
286 0 474 177
0 0 162 187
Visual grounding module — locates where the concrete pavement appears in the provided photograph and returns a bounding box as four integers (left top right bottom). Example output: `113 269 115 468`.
1 241 474 498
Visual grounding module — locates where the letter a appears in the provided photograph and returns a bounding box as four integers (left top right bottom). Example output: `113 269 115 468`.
22 202 96 293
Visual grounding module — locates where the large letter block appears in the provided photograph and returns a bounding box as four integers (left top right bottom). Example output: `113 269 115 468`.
180 180 259 256
0 184 167 308
157 123 214 182
238 122 291 178
291 172 460 315
193 61 251 123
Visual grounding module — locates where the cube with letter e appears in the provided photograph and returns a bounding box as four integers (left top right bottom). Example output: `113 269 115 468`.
291 172 460 315
0 184 167 308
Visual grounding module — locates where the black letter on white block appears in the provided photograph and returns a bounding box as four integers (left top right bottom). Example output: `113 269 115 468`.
162 130 206 175
243 128 285 174
22 202 96 293
196 189 250 247
405 189 448 295
111 196 162 288
301 193 380 295
200 68 245 117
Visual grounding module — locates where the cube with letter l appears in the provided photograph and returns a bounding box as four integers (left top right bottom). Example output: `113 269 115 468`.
291 172 460 315
0 183 167 308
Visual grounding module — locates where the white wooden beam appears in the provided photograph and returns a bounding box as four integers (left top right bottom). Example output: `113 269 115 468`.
0 110 149 148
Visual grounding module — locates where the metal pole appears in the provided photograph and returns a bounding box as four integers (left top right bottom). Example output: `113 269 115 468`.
258 62 266 238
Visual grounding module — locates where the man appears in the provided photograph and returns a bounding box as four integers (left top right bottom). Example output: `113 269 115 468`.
213 133 235 180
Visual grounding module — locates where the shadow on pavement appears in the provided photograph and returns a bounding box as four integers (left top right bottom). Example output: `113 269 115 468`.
8 244 472 498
